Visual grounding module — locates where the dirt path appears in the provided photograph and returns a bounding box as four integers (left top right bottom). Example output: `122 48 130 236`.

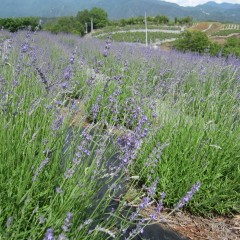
202 23 213 32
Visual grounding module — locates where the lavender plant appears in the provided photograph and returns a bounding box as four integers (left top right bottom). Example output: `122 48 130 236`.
0 28 239 240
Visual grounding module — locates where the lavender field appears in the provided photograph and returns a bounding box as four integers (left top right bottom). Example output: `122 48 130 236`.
0 30 239 239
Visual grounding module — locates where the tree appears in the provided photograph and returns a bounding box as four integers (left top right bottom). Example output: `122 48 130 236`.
223 38 240 57
45 16 84 35
174 30 210 54
76 9 91 25
89 7 108 28
76 7 108 30
175 16 193 26
155 15 169 24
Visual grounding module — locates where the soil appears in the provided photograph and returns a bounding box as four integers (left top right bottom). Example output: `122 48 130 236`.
141 206 240 240
190 23 223 35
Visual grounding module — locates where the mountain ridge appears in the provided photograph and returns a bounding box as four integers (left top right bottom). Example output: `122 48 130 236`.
0 0 240 23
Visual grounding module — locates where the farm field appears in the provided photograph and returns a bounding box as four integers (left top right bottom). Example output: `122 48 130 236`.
92 25 182 36
0 30 240 239
96 31 179 44
191 22 240 37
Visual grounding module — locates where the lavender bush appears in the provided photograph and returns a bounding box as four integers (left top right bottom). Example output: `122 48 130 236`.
0 29 239 239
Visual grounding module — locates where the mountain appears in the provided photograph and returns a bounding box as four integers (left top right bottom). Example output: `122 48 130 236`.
0 0 240 23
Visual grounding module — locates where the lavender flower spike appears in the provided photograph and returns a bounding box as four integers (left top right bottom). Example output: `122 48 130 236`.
175 182 201 210
43 228 55 240
62 212 73 232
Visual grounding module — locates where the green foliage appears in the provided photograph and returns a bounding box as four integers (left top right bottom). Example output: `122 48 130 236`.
45 16 84 35
223 37 240 57
174 30 240 58
155 15 169 24
44 7 108 35
211 29 240 36
175 16 193 25
209 42 222 56
131 68 240 216
174 30 209 53
76 7 108 30
0 17 39 32
97 32 179 44
89 7 108 28
109 15 170 27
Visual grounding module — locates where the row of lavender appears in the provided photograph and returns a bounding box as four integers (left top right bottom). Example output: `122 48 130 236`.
0 30 239 239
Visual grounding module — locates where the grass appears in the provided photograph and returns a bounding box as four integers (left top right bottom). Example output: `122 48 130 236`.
96 32 179 44
92 24 181 36
0 30 240 239
211 29 240 36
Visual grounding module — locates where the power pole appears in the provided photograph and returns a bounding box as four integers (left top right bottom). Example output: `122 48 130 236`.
85 22 88 34
91 18 93 32
145 12 148 47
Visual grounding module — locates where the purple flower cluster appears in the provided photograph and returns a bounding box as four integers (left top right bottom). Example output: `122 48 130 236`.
32 157 50 182
103 35 112 57
51 115 64 132
91 95 102 121
175 182 201 210
62 212 73 232
43 228 55 240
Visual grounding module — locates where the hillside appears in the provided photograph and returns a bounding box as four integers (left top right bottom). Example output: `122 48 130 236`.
0 0 240 23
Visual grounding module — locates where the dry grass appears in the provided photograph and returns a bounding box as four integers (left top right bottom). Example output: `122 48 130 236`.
141 206 240 240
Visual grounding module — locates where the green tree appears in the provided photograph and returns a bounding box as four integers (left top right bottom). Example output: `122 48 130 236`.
76 9 91 26
89 7 108 28
174 30 210 54
45 16 84 35
76 7 108 30
223 38 240 57
155 15 169 24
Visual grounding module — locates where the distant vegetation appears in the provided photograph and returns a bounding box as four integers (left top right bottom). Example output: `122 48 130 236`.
44 7 108 36
174 30 240 57
211 29 240 36
97 32 179 44
0 12 239 59
0 17 39 32
109 15 192 27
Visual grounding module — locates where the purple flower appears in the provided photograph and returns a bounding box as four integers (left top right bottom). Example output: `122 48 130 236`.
175 182 201 210
70 56 75 65
51 116 64 131
56 187 64 194
139 196 151 210
21 43 29 53
39 216 46 224
43 228 55 240
6 216 13 229
147 180 158 197
64 168 75 179
64 67 71 80
62 212 73 232
150 213 158 221
58 233 68 240
33 158 50 181
61 82 68 89
103 48 108 57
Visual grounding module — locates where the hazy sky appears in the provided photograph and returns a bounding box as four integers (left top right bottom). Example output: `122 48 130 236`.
163 0 240 6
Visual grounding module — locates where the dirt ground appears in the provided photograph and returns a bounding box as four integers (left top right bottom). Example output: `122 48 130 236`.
142 206 240 240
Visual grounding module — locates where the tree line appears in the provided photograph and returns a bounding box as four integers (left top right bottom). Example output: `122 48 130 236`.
110 15 193 27
0 17 40 32
0 9 193 35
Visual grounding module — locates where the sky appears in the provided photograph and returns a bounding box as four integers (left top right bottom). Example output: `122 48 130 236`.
162 0 240 6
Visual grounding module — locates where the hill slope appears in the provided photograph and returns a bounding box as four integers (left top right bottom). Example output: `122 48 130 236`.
0 0 240 23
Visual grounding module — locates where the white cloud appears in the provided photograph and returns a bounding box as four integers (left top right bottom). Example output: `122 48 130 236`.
162 0 240 6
